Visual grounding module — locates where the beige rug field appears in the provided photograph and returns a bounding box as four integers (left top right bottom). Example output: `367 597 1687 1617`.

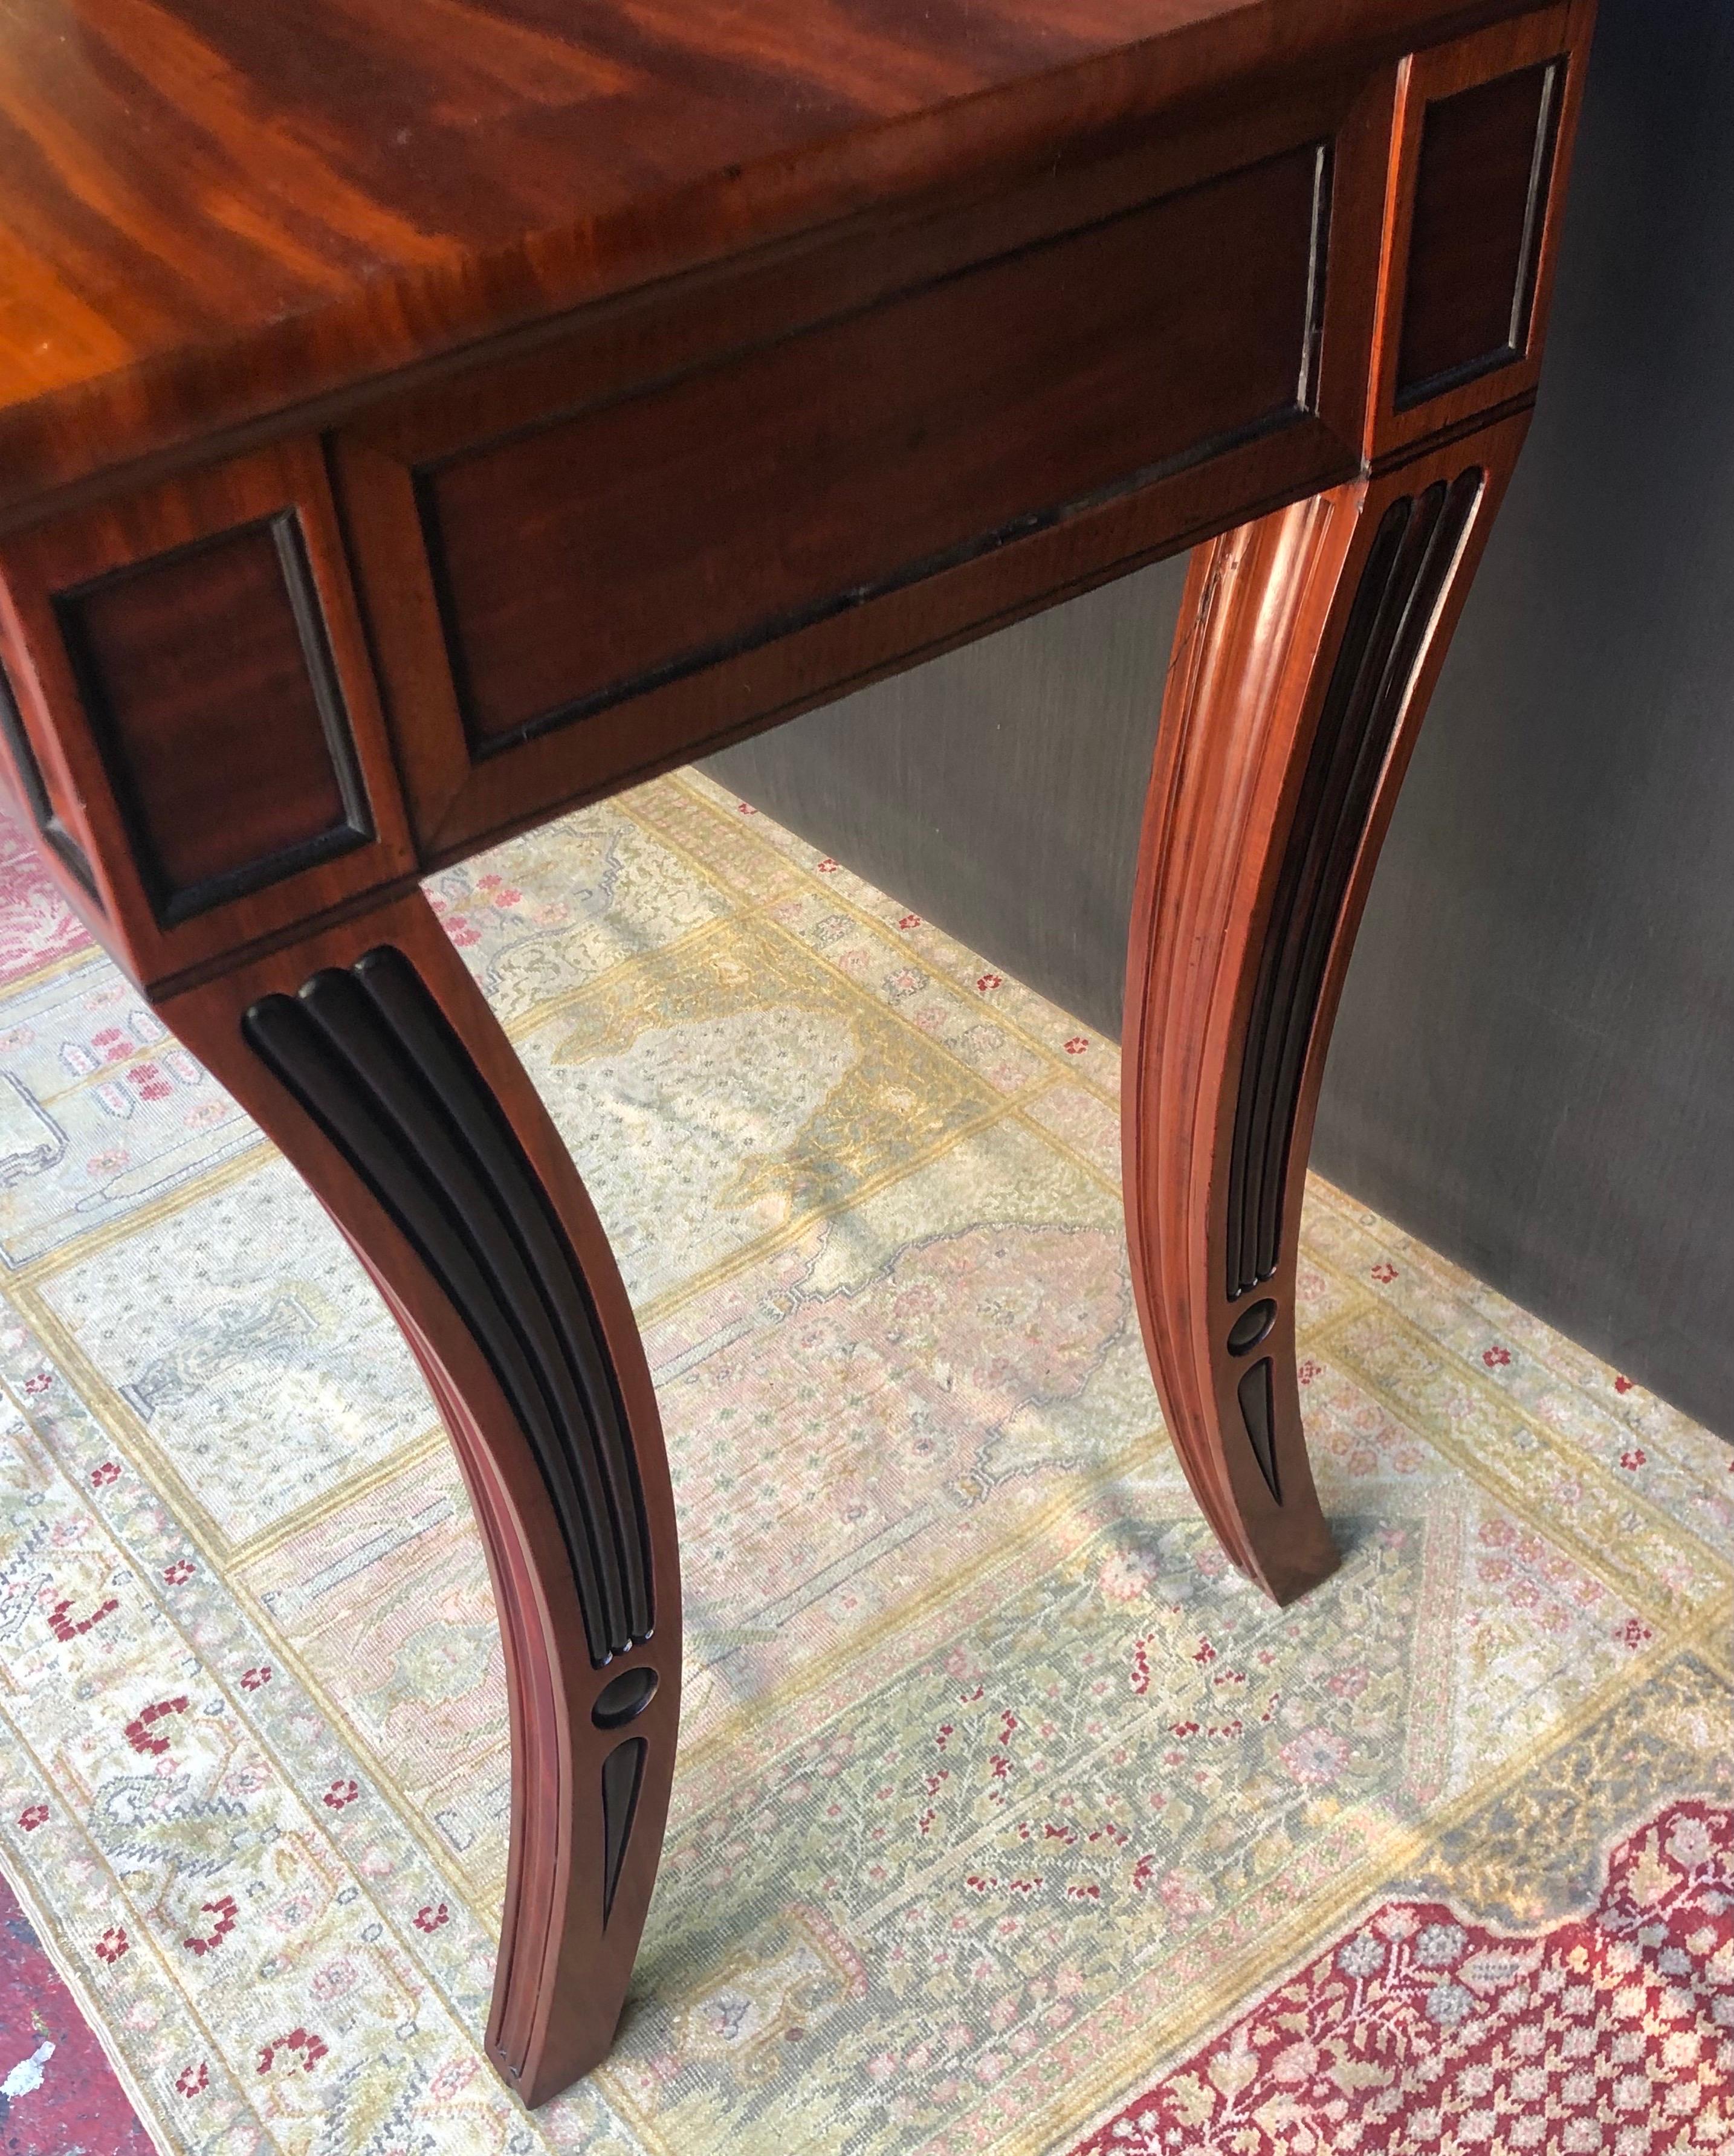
0 769 1726 2154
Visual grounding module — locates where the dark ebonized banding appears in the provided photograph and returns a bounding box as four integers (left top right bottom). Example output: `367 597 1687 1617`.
244 946 652 1664
601 1737 646 1922
1226 467 1483 1302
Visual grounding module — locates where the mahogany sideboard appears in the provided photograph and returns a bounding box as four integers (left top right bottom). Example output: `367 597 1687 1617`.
0 0 1594 2105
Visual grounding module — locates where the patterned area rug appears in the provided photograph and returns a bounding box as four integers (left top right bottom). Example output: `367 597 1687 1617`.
0 769 1726 2156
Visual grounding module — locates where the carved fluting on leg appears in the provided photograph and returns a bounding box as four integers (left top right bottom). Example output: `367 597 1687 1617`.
242 947 652 1662
1226 471 1483 1302
1122 414 1527 1605
157 891 680 2107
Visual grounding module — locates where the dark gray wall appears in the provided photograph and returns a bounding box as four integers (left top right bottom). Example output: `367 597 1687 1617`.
706 0 1734 1441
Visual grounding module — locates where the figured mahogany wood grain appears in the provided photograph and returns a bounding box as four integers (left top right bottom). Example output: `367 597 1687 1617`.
0 439 415 992
0 0 1571 514
57 515 369 923
426 144 1327 752
1395 61 1559 401
340 63 1403 857
1366 0 1591 457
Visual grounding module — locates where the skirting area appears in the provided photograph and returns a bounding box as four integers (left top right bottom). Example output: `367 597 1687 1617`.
0 772 1727 2154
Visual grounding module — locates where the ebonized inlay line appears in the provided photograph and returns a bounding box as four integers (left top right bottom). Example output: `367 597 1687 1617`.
1237 1355 1279 1502
601 1738 646 1922
1226 466 1483 1302
244 946 652 1664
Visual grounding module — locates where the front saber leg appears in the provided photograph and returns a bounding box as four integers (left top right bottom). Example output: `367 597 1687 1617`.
158 888 681 2106
1122 411 1530 1604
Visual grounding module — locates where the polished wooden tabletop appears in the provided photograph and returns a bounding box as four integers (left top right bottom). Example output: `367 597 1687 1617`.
4 0 1545 506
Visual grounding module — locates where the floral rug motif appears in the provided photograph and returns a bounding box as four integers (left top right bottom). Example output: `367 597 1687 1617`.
0 769 1724 2156
1071 1798 1734 2154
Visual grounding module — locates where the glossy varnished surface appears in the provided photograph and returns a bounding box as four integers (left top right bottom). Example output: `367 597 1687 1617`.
0 0 1600 2107
1119 412 1530 1604
425 141 1327 752
0 440 415 989
59 514 369 921
1396 60 1559 399
2 0 1524 507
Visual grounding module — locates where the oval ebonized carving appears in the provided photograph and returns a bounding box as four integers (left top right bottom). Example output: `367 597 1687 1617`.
243 946 652 1664
1226 466 1484 1302
592 1666 658 1728
1226 1298 1278 1355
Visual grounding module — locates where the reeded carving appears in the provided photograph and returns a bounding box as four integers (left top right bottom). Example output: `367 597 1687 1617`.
243 945 652 1663
1226 468 1483 1302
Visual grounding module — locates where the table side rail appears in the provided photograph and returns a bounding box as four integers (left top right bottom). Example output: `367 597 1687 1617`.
0 1 1594 996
